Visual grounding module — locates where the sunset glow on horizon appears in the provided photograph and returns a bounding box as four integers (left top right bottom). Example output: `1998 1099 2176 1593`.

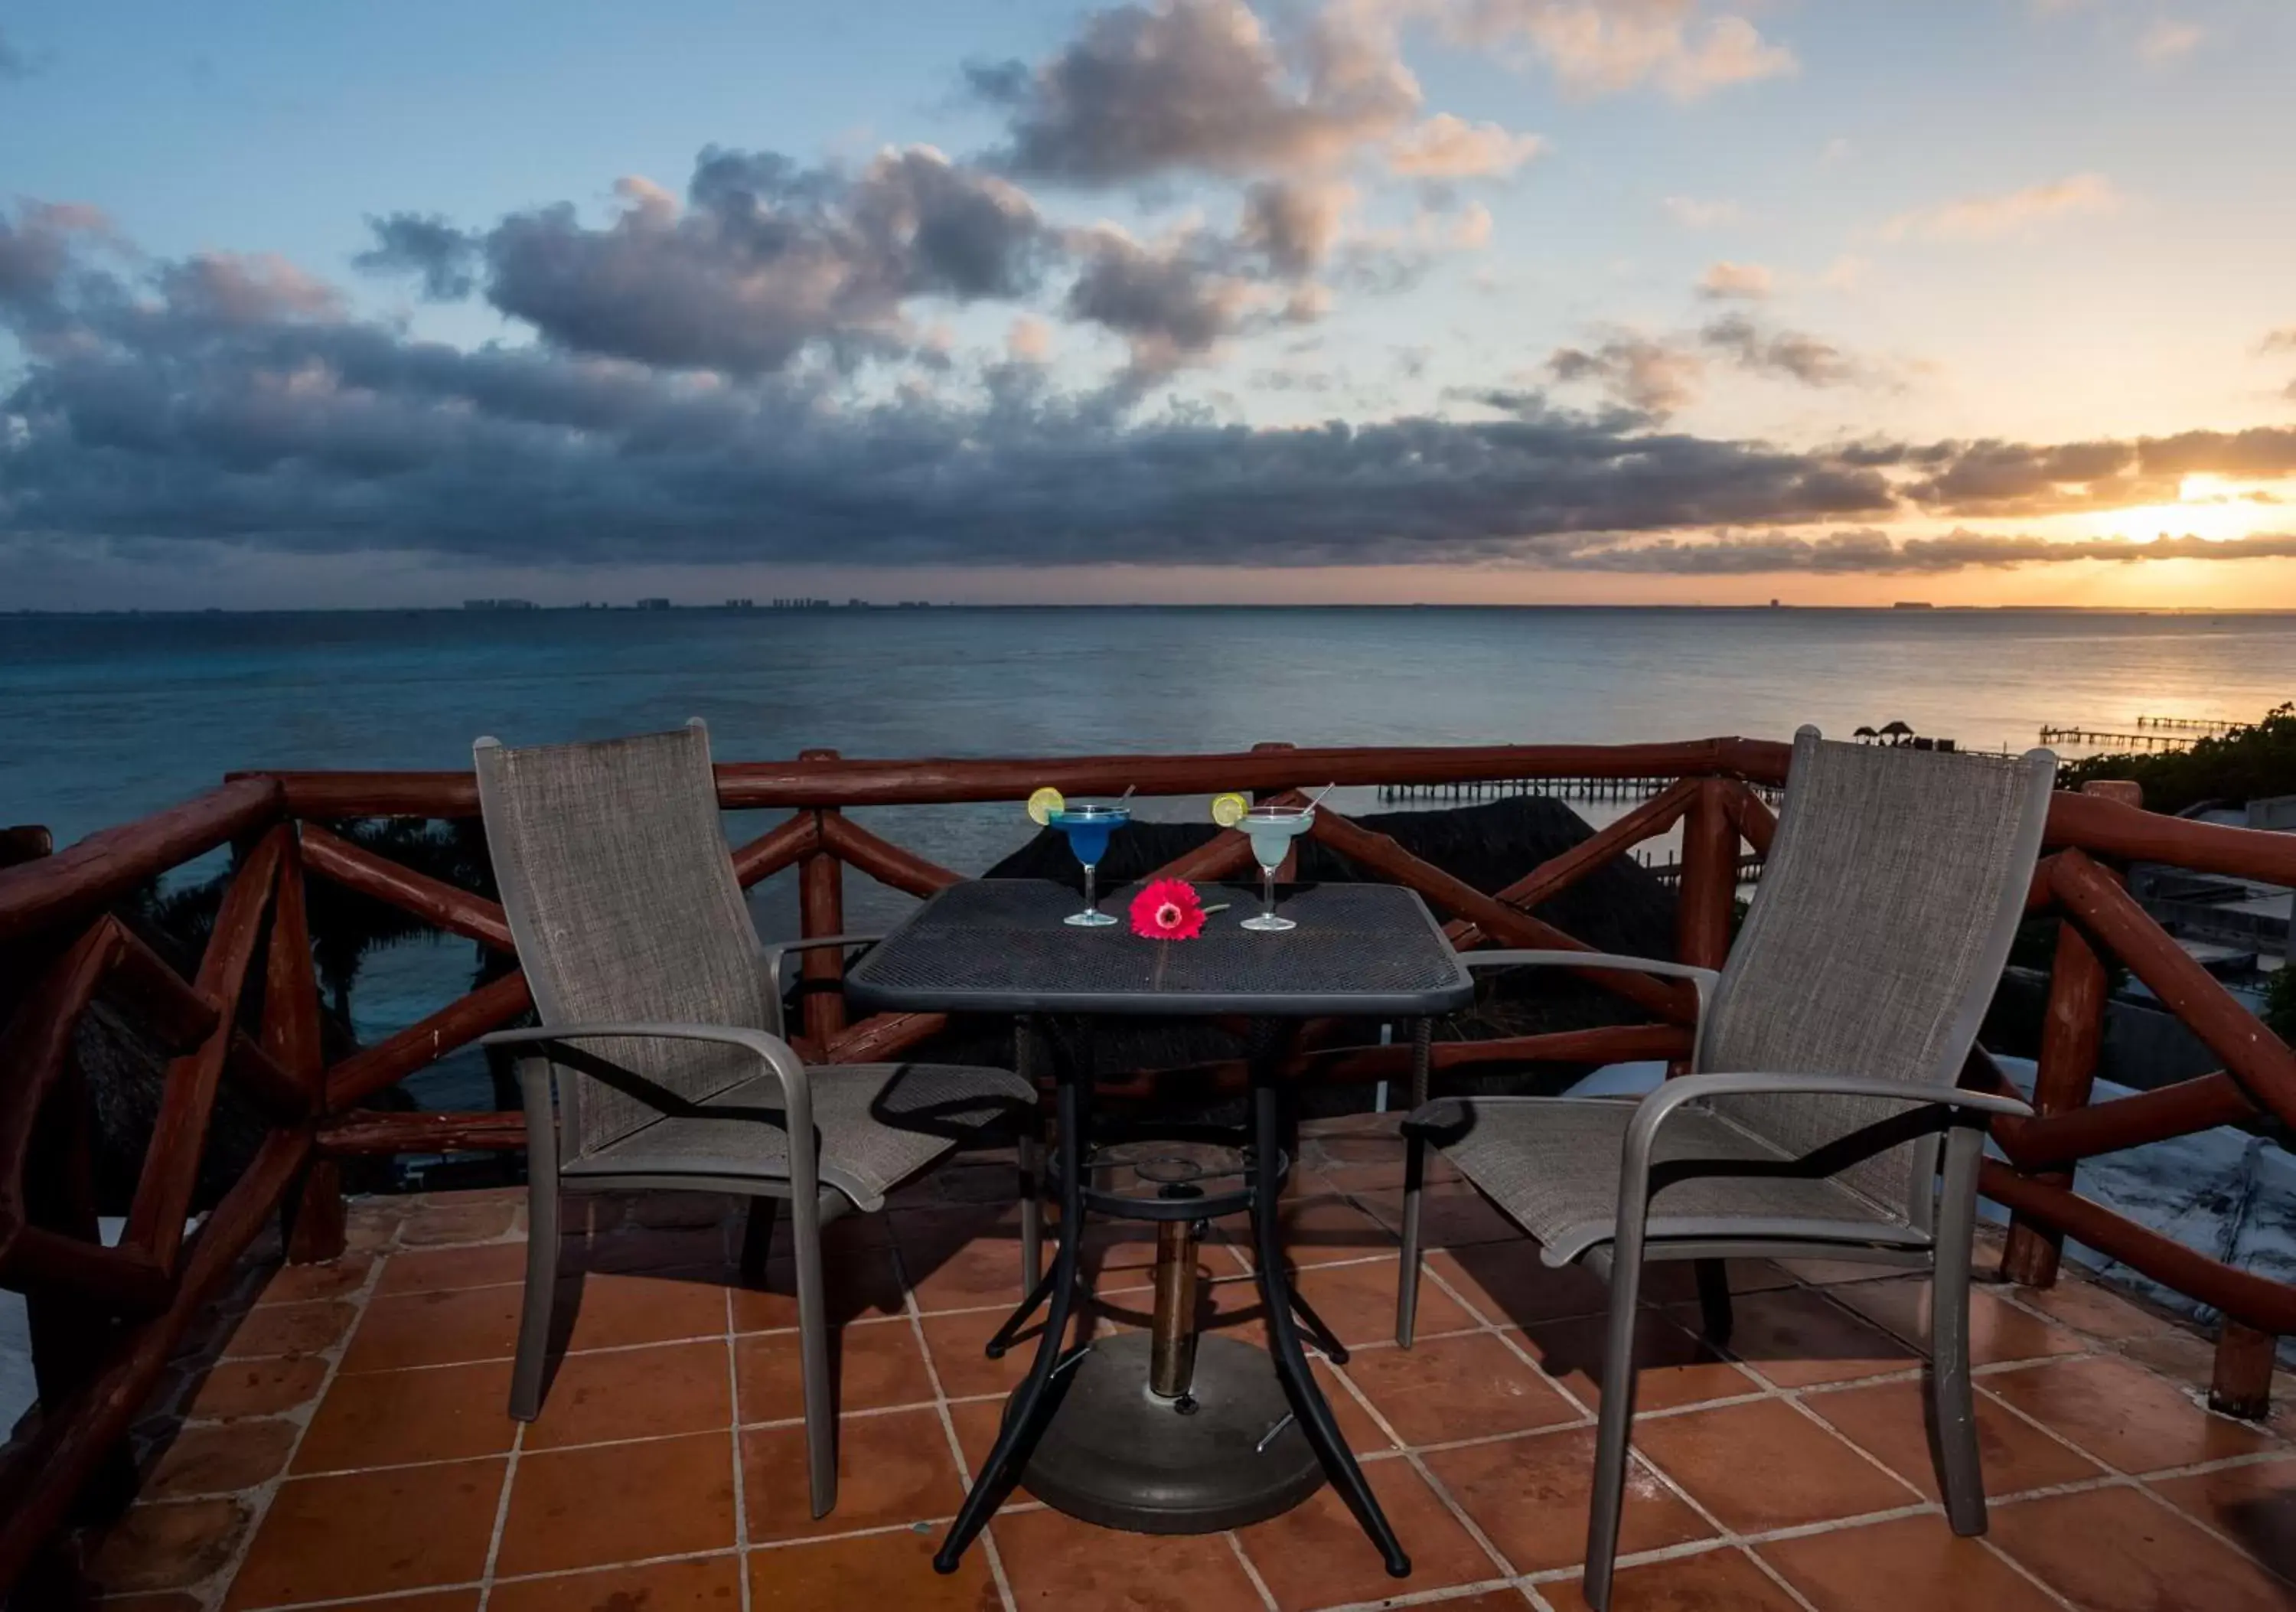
3 0 2294 610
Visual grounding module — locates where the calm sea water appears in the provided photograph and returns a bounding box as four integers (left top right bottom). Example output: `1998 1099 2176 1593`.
7 605 2293 1102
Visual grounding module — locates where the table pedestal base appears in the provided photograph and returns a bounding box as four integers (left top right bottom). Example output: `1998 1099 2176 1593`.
1018 1333 1324 1533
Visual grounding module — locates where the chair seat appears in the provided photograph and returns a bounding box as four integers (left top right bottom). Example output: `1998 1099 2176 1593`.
563 1060 1035 1211
1407 1096 1918 1265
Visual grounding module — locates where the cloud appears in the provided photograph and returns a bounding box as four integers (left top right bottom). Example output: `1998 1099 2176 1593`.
2135 19 2203 61
362 146 1054 377
1063 224 1262 375
1662 194 1741 228
155 253 345 327
1238 178 1355 276
1698 314 1865 387
1548 313 1883 413
967 0 1418 183
15 199 2296 590
2259 328 2296 354
0 24 37 81
1386 114 1547 178
1546 331 1707 416
1881 173 2121 243
356 213 482 301
0 201 118 337
1006 315 1055 363
1697 260 1771 300
1424 1 1796 100
1543 528 2296 574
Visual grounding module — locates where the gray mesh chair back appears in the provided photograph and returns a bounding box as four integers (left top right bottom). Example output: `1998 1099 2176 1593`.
1699 726 2054 1219
474 720 771 1160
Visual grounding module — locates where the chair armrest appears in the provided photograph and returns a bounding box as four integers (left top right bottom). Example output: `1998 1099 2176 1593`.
761 934 885 1010
481 1023 817 1194
1622 1070 2032 1186
1459 949 1720 989
1461 949 1719 1024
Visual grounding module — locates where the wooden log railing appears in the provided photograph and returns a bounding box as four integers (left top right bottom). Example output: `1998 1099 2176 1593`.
5 735 2296 1587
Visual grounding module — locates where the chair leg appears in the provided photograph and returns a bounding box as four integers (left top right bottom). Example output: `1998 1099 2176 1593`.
1693 1258 1733 1347
510 1056 559 1423
509 1177 558 1421
740 1196 776 1287
787 1189 838 1517
1583 1251 1645 1612
1932 1127 1987 1535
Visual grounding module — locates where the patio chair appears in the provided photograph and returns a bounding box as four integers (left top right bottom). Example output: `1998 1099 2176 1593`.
473 720 1037 1517
1398 726 2048 1609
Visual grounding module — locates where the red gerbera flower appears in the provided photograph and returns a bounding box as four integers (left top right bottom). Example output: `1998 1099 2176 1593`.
1130 878 1208 940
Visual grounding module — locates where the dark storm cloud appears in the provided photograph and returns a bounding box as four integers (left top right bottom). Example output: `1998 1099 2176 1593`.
967 0 1416 183
355 213 481 301
0 217 1899 566
11 199 2296 582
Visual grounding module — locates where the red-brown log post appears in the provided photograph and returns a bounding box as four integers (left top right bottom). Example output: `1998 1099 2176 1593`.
22 1046 138 1518
2212 1320 2277 1420
1669 775 1738 1076
271 834 344 1263
797 752 848 1042
2003 780 2138 1288
1675 776 1738 973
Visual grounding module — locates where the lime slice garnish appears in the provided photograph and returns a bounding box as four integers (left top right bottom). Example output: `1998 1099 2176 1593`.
1028 786 1065 827
1210 791 1249 827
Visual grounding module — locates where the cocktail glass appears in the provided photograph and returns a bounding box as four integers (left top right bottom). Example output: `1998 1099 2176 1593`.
1240 804 1314 932
1050 803 1130 926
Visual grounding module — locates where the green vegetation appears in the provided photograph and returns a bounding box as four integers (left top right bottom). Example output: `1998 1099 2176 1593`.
2059 703 2296 815
2265 964 2296 1046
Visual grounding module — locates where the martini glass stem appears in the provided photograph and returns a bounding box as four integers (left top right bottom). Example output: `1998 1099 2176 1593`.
1261 862 1278 923
1083 861 1100 919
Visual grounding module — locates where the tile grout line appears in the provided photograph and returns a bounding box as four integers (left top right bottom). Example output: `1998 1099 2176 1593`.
1222 1529 1283 1612
188 1230 393 1612
1310 1259 1569 1596
893 1215 1021 1612
2122 1462 2296 1593
471 1393 525 1607
145 1173 2296 1610
724 1274 753 1612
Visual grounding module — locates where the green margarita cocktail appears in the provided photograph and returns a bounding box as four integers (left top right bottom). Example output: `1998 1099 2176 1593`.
1239 804 1313 932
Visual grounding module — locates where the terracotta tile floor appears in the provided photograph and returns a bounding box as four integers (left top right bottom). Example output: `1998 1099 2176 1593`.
54 1118 2296 1610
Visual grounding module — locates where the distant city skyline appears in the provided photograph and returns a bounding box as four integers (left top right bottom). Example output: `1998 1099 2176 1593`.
4 0 2295 609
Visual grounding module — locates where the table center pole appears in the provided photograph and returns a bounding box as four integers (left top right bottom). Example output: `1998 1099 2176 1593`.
1148 1188 1204 1402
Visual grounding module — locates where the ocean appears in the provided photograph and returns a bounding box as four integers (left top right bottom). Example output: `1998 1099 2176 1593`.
7 605 2294 1105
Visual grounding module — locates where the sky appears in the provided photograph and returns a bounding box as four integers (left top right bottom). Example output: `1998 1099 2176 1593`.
4 0 2296 609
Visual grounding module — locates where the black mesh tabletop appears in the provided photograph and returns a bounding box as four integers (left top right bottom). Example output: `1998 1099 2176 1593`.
844 879 1474 1017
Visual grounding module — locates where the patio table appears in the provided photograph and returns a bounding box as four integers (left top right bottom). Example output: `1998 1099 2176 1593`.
845 876 1474 1577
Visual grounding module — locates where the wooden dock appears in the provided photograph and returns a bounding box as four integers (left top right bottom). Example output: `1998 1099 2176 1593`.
2040 726 2194 752
1378 776 1786 806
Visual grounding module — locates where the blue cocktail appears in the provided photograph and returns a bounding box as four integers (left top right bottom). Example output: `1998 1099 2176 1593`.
1240 804 1314 932
1050 803 1130 926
